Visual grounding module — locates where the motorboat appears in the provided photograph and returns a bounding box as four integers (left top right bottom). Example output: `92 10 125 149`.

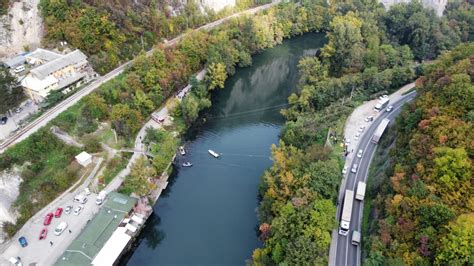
179 146 186 155
182 162 193 167
208 150 220 158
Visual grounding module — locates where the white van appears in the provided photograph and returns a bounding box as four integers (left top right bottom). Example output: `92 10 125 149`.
54 222 68 236
13 65 25 73
352 230 361 246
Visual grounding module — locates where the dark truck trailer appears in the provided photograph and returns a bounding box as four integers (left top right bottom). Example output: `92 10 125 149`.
371 118 390 144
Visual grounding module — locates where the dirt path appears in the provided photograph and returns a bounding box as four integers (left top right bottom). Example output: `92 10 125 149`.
0 0 43 59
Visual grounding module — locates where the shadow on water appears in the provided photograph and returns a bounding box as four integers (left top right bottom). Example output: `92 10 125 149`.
123 33 326 266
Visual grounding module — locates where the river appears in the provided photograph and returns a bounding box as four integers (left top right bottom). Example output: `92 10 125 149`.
123 33 325 265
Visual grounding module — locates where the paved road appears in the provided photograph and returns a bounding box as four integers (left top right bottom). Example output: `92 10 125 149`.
333 90 417 266
0 1 280 154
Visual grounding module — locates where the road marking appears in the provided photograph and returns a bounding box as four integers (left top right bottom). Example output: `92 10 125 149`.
342 93 416 265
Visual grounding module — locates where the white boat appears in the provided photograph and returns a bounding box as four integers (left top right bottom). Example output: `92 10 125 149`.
182 162 193 167
179 146 186 155
208 150 219 158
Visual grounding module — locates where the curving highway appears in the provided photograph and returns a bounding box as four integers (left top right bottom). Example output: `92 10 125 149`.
0 1 280 153
332 89 417 266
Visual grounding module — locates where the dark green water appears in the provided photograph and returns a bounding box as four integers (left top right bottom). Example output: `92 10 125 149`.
124 33 325 265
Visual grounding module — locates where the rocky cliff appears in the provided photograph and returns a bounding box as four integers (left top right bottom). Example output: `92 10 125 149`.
380 0 447 16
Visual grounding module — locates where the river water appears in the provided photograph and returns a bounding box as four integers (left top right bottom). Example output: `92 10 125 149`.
123 33 325 265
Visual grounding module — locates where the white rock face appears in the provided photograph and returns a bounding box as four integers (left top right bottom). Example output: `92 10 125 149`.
200 0 236 12
0 171 21 243
0 0 43 60
379 0 447 16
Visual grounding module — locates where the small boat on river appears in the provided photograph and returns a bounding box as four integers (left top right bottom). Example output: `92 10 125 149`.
179 146 186 155
208 150 220 158
182 162 193 167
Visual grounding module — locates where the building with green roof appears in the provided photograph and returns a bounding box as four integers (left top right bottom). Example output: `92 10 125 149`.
55 192 137 266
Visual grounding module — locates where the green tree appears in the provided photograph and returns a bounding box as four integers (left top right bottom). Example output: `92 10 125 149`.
205 62 227 90
125 155 157 197
84 93 108 120
435 213 474 265
0 67 24 114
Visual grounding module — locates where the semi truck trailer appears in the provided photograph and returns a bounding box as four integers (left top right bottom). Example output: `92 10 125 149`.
339 189 354 236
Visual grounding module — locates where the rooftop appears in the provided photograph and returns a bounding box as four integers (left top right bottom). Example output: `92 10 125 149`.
26 48 62 63
30 50 87 80
3 55 26 68
55 192 137 266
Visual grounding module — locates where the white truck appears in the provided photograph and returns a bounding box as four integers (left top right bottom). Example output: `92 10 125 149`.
339 190 354 236
371 118 390 144
374 97 390 111
355 181 366 201
96 190 107 205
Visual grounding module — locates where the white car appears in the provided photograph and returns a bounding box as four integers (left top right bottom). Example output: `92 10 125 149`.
379 94 388 100
357 149 363 158
345 138 351 146
342 166 348 174
54 222 68 236
365 116 374 122
64 205 73 215
351 164 358 173
358 126 365 133
386 105 393 112
74 194 87 204
84 187 91 196
354 133 361 141
74 206 83 216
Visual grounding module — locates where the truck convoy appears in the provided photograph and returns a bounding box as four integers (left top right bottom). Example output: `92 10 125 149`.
374 97 390 111
371 118 390 144
339 189 355 236
355 181 366 201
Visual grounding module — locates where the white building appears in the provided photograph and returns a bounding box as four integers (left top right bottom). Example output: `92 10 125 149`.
75 151 92 167
21 49 89 102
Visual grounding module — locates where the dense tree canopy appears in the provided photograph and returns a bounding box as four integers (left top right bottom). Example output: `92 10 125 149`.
365 43 474 265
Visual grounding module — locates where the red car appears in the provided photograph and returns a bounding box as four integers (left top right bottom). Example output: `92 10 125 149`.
43 213 53 225
39 228 48 240
55 207 63 218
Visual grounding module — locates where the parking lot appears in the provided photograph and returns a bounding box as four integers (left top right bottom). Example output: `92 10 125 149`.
0 192 101 265
0 101 39 141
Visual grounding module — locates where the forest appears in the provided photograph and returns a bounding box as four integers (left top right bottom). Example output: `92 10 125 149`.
252 0 473 265
363 43 473 265
38 0 271 74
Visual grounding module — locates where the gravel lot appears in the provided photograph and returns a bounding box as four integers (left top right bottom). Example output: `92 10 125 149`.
343 83 415 164
0 100 39 141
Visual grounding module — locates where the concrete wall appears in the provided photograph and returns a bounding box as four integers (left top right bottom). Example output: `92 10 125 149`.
199 0 236 12
379 0 447 16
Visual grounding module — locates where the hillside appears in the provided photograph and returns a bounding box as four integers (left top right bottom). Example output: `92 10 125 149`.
364 43 474 265
39 0 268 74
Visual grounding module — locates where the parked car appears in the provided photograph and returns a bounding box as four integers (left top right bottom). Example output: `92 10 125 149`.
386 105 393 112
84 187 91 196
43 213 53 226
354 133 361 141
342 166 348 175
74 206 83 216
54 222 68 236
13 65 25 73
18 236 28 247
0 116 7 125
73 194 87 204
55 207 63 218
14 107 22 113
379 94 388 100
64 205 73 215
364 116 374 122
357 149 363 158
351 163 358 174
39 228 48 240
358 126 365 132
